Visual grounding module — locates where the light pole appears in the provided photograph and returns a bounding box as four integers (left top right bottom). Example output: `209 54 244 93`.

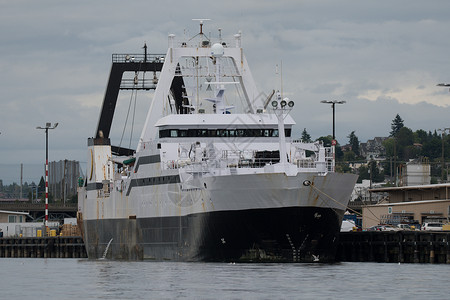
36 122 58 230
437 128 450 182
436 83 450 182
321 100 346 141
321 100 346 170
437 83 450 90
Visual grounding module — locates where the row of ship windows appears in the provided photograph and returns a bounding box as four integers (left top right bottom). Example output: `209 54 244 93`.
159 128 292 138
132 175 180 186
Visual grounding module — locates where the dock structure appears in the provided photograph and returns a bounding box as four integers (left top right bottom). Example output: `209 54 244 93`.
337 231 450 264
2 231 450 262
0 236 87 258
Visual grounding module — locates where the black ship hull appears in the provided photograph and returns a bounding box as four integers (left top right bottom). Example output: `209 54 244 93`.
82 206 344 263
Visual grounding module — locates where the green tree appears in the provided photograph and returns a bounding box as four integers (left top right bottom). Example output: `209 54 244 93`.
336 162 352 173
422 134 443 160
390 114 404 137
335 144 343 161
343 150 356 162
347 131 360 156
383 137 395 157
396 127 414 160
301 128 312 142
357 165 367 183
38 176 45 196
414 129 428 145
357 160 384 183
317 135 332 147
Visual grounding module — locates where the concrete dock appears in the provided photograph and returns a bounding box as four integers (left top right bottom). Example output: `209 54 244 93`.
0 236 87 258
337 231 450 263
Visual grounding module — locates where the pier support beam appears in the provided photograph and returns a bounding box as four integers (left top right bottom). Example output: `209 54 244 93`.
430 242 435 264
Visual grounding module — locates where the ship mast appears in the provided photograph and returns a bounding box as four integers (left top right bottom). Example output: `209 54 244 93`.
270 92 294 164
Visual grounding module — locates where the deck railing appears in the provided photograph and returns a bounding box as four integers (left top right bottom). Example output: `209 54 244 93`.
112 54 166 63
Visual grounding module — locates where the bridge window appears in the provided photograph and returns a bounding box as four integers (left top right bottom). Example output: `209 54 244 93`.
159 128 291 138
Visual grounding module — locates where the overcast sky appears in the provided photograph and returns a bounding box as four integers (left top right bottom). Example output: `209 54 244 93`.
1 0 450 184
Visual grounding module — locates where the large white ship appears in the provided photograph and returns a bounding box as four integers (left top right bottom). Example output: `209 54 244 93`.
77 22 357 262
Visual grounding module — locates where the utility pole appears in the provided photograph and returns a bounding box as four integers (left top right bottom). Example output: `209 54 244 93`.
394 137 397 186
437 128 450 182
20 163 23 200
369 160 373 202
36 122 58 231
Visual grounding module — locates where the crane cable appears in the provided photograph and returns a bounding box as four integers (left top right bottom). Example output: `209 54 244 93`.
118 87 136 149
118 63 143 150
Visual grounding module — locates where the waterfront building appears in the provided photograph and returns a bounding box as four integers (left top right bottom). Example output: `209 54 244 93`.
401 158 431 186
363 183 450 227
0 210 29 237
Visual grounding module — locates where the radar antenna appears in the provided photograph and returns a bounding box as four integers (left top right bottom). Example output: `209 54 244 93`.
192 19 211 34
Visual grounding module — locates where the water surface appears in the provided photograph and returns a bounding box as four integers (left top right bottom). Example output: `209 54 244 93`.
0 259 448 299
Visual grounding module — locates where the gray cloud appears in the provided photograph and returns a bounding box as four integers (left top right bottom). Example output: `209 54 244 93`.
2 0 450 184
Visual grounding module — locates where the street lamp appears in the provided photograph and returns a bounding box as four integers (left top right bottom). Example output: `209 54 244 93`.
321 100 346 171
437 83 450 90
320 100 346 141
36 122 58 230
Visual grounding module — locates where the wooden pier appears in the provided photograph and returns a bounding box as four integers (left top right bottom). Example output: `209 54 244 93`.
0 236 87 258
337 231 450 263
2 231 450 262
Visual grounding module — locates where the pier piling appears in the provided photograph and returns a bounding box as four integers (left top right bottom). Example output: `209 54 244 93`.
0 236 87 258
338 231 450 264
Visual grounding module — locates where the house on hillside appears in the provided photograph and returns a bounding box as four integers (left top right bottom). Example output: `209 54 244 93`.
359 137 388 160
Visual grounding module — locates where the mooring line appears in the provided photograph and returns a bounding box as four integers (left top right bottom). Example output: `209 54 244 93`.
308 182 381 225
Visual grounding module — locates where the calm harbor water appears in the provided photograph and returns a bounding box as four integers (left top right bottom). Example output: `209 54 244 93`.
0 259 449 299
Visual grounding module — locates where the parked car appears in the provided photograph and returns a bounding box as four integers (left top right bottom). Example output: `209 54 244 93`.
396 224 412 230
367 225 398 231
341 220 357 232
422 222 443 231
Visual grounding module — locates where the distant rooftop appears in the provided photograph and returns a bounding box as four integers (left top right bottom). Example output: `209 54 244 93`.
369 182 450 193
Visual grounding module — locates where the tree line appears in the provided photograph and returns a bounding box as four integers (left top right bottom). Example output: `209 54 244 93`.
301 114 450 184
0 177 76 203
